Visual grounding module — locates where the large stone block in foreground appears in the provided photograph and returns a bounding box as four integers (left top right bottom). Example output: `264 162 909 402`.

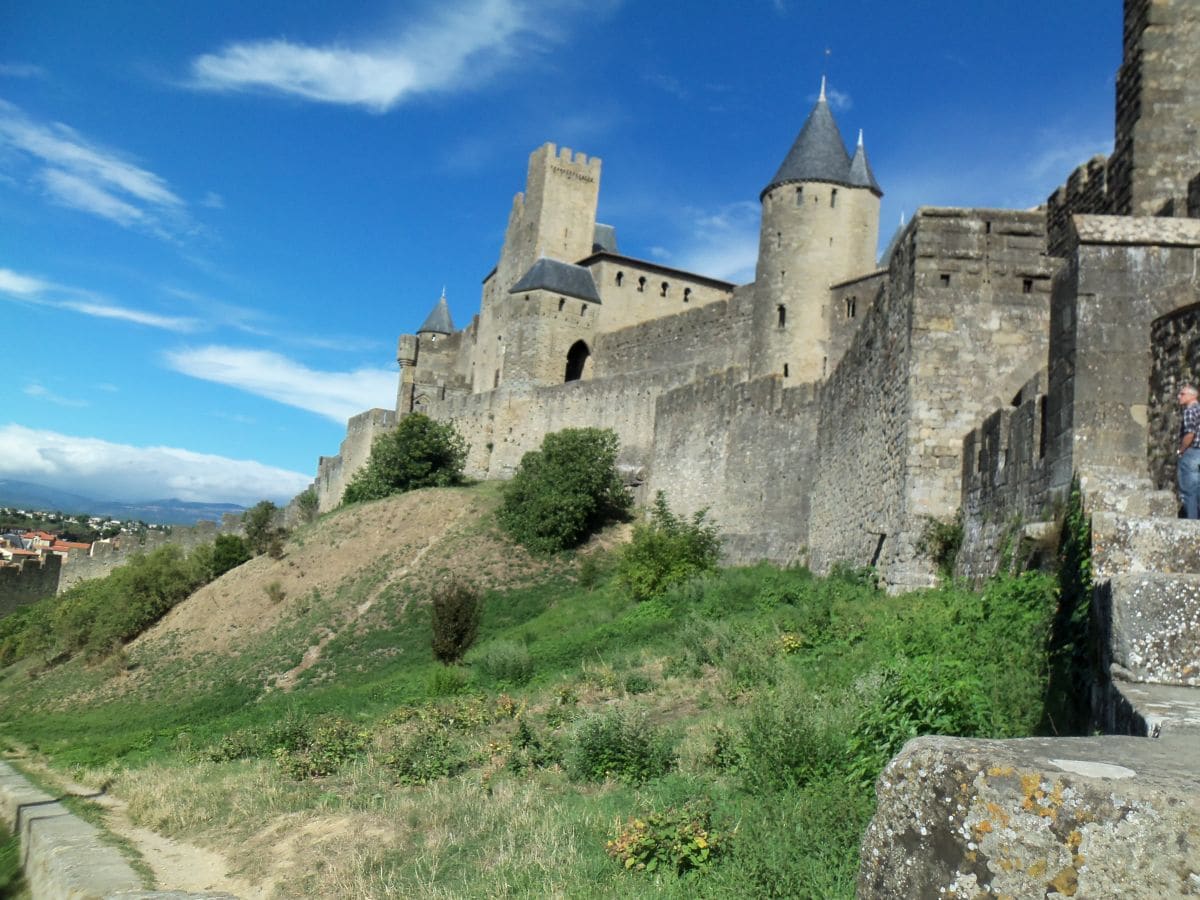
1096 573 1200 686
858 735 1200 899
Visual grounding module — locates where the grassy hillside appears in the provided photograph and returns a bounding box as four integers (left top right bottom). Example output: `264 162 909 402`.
0 484 1060 897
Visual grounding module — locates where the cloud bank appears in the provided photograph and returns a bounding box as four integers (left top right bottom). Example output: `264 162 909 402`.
190 0 549 111
0 424 311 505
163 345 397 423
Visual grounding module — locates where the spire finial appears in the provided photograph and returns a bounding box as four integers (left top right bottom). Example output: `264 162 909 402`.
900 211 906 226
819 75 827 103
441 285 446 299
857 128 864 148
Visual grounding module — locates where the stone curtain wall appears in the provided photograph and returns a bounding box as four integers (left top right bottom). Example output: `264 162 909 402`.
316 408 397 511
1149 302 1200 492
1047 156 1111 257
0 554 61 617
1048 216 1200 502
648 372 821 564
827 272 886 376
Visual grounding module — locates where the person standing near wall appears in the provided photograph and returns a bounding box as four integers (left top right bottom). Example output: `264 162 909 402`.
1177 384 1200 518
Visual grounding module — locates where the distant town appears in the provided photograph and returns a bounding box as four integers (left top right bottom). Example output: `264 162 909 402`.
0 506 166 570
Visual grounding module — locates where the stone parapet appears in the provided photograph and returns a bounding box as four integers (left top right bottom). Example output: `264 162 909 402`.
858 735 1200 899
1094 572 1200 686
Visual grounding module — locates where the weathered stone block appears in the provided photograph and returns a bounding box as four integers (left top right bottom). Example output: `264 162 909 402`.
859 735 1200 899
1095 572 1200 685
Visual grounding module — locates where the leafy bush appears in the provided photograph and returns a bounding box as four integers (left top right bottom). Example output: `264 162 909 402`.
342 413 467 504
211 533 252 577
381 724 467 784
473 639 534 686
565 708 675 784
430 581 481 664
296 486 319 523
916 510 964 578
618 492 720 601
505 717 559 774
243 500 283 555
427 665 472 696
607 799 727 878
737 694 849 793
273 716 369 779
498 427 631 554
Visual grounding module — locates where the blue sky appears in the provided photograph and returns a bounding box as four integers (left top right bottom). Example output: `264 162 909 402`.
1 0 1120 506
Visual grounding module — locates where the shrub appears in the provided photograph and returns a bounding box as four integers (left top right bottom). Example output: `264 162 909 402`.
296 487 319 523
273 716 368 779
617 492 720 602
505 717 559 774
381 724 467 784
210 534 251 577
737 694 849 793
342 413 467 504
243 500 282 555
916 510 964 578
474 639 534 686
607 799 727 878
427 665 471 696
498 427 631 554
264 581 286 604
565 708 675 784
430 581 482 664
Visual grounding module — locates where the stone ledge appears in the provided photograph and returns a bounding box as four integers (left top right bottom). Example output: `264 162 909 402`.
1073 213 1200 247
858 735 1200 899
1094 572 1200 685
0 761 235 900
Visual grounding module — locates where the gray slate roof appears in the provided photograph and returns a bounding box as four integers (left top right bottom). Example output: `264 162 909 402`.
848 138 883 196
418 294 455 334
762 95 852 198
592 223 619 253
509 257 602 303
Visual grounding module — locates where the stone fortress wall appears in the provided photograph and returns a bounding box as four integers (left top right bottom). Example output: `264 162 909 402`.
0 554 61 618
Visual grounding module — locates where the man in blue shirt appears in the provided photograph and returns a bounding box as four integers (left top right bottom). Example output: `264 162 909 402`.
1177 384 1200 518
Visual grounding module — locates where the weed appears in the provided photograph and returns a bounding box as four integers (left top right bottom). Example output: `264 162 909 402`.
264 581 286 604
430 581 481 664
473 639 534 686
607 798 727 877
565 708 675 784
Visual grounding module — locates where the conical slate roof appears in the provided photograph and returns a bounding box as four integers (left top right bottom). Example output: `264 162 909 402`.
418 292 455 334
847 130 882 197
509 257 601 303
762 81 852 198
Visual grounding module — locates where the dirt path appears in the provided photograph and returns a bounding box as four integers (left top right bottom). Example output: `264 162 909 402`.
6 753 265 898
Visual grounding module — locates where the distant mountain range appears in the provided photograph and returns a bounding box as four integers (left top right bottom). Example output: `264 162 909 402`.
0 479 246 526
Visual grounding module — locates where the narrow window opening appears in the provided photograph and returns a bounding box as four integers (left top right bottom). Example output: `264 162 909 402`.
829 236 834 246
846 297 856 318
783 363 789 378
985 221 992 234
558 297 565 311
822 356 828 377
683 288 692 303
660 281 669 297
776 231 782 249
615 271 624 286
1022 278 1033 294
830 188 838 208
493 369 500 388
795 186 803 205
580 304 586 315
777 304 786 328
939 273 951 286
564 340 590 382
637 276 646 292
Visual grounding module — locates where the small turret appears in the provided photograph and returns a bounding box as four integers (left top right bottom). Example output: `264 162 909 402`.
847 130 882 196
417 289 455 336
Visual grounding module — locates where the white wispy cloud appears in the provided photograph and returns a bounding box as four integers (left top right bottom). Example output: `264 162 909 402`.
0 424 311 506
189 0 555 112
0 265 201 332
163 345 397 423
0 63 46 79
23 383 88 408
0 99 191 237
664 201 761 284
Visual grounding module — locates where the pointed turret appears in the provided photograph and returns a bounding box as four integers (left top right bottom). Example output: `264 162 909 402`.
847 130 882 197
417 290 455 335
761 77 852 199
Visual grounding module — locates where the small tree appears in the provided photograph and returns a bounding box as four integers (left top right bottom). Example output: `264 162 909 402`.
211 533 252 577
617 492 720 601
498 427 632 554
242 500 280 555
431 581 482 664
296 487 319 524
343 414 468 504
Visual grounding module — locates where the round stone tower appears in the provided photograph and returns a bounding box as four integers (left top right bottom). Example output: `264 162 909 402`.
752 79 882 382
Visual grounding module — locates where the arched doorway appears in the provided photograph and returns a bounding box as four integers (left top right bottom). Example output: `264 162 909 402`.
564 340 590 382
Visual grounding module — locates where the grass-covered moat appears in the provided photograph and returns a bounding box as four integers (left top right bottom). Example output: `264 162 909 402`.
0 532 1068 898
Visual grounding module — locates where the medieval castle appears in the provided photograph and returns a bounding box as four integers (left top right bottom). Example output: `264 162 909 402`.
315 0 1200 594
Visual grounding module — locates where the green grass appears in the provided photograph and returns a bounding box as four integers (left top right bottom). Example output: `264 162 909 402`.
0 818 29 899
0 541 1063 897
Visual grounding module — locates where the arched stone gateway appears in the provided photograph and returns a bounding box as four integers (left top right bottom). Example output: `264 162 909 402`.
564 340 590 382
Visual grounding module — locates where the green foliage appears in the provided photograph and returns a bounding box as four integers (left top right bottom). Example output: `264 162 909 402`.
472 639 534 686
273 715 369 779
1043 478 1094 735
264 580 286 604
498 427 631 554
565 708 675 784
737 695 848 793
606 799 727 878
916 509 964 578
0 820 27 897
296 487 319 523
205 710 314 762
243 500 281 555
211 533 252 577
427 665 472 696
505 717 559 774
430 581 482 664
617 492 720 601
381 724 467 784
342 413 467 504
